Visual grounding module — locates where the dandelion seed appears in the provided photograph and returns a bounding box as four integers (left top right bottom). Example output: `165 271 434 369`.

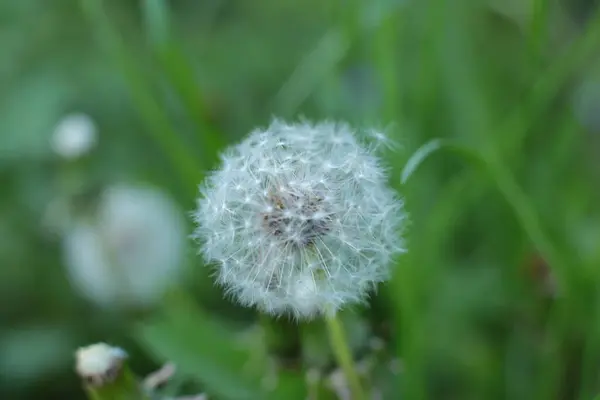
193 119 406 319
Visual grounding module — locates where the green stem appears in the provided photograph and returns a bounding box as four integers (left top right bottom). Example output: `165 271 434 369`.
528 0 549 69
84 365 149 400
578 294 600 400
483 152 565 284
324 313 366 400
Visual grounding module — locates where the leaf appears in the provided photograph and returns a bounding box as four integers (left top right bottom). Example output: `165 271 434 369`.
136 292 306 400
141 0 170 49
400 138 484 184
81 0 200 198
84 367 149 400
137 299 259 399
140 0 225 169
271 29 350 116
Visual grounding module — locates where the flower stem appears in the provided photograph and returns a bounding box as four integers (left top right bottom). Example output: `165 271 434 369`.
84 367 148 400
324 313 366 400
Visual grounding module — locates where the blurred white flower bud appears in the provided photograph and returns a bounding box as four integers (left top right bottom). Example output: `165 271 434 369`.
75 343 127 387
51 112 97 159
193 120 406 319
63 184 186 308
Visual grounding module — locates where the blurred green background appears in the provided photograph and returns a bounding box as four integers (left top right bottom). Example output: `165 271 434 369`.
2 0 600 399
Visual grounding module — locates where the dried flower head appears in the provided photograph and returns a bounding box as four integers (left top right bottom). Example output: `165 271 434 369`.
193 120 406 318
75 343 127 387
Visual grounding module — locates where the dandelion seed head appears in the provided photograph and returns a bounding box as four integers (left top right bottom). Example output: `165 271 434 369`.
63 184 186 308
193 119 406 318
51 112 97 160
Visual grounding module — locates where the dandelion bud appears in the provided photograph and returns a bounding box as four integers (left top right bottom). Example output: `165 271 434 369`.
75 343 151 400
75 343 127 387
193 120 406 319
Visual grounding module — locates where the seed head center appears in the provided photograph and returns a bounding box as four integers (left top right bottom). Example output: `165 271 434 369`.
261 189 331 247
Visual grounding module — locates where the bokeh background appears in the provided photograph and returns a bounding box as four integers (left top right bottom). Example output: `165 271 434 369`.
2 0 600 399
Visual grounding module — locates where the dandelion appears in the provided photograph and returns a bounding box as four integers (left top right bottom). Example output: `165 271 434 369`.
63 184 186 308
51 112 98 159
75 343 127 387
193 119 406 319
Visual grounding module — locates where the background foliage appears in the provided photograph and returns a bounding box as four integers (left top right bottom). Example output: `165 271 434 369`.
2 0 600 399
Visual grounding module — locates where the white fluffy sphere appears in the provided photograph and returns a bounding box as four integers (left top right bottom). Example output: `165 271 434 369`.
193 120 406 318
51 113 97 159
63 184 186 308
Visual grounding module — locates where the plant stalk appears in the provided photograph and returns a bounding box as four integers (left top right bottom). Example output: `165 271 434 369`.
325 312 366 400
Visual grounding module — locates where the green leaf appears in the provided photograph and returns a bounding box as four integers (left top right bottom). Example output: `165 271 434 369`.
401 137 566 296
84 367 149 400
400 138 484 184
141 0 170 49
81 0 200 199
137 300 258 399
271 29 350 116
140 0 225 170
136 292 306 400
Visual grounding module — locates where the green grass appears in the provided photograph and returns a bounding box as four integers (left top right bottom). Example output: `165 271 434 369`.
2 0 600 399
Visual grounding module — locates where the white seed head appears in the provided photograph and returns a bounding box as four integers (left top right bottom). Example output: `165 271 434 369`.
193 120 406 319
51 112 97 159
63 184 186 308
